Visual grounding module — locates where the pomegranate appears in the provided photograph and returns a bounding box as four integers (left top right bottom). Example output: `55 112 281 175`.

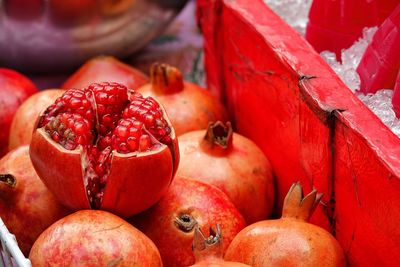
0 68 38 158
62 56 149 90
29 82 179 217
137 63 228 136
48 0 97 26
189 225 250 267
177 121 275 224
5 0 43 21
9 89 65 150
224 182 346 267
29 210 162 266
0 146 70 256
99 0 135 16
131 177 246 267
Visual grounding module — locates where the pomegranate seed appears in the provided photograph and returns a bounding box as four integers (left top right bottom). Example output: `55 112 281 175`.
139 135 151 151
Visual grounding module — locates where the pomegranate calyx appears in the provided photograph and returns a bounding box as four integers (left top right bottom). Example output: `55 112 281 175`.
192 224 223 260
282 182 323 222
150 62 184 95
0 174 16 188
204 121 233 149
174 213 197 232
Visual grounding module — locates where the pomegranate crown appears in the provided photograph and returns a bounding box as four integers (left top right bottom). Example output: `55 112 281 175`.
150 62 184 94
204 121 233 149
192 224 223 260
282 182 323 221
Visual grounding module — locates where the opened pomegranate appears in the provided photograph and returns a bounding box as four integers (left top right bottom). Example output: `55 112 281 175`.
137 63 228 136
177 121 275 224
0 68 38 158
225 182 346 266
62 56 149 90
29 82 179 217
131 177 246 267
29 210 162 266
189 225 250 267
9 89 65 150
0 146 70 256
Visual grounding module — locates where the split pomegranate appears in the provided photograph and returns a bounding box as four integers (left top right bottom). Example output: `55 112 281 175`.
29 210 162 266
62 56 149 90
177 121 275 224
224 182 346 267
0 146 70 256
0 68 38 158
137 63 228 136
29 82 179 217
131 177 246 267
9 89 65 150
189 225 250 267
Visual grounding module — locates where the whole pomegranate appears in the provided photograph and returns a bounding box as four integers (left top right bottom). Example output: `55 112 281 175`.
29 82 179 217
225 182 346 267
177 121 275 224
0 146 70 256
0 68 38 157
9 89 65 150
131 177 246 267
29 210 162 266
137 63 228 136
189 225 250 267
99 0 134 16
62 56 149 90
48 0 97 26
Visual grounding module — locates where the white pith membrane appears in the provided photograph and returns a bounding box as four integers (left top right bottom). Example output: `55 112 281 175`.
37 84 174 209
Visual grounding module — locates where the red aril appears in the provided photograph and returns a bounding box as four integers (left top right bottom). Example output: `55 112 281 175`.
0 146 70 256
29 82 179 217
9 89 65 150
224 182 346 267
0 68 38 158
29 210 162 266
177 121 275 224
189 225 250 267
130 177 246 267
137 63 228 136
62 56 148 90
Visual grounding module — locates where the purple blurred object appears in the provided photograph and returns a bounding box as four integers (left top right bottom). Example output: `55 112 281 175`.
0 0 187 74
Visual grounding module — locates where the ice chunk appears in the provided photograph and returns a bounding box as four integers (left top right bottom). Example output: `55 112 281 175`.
357 90 400 137
320 27 378 92
263 0 312 35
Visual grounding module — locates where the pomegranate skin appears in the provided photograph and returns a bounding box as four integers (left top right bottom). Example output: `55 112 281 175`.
224 183 346 267
138 63 228 136
0 68 38 157
62 56 148 90
29 210 162 267
131 177 246 267
9 89 65 151
177 122 275 224
0 146 70 256
30 132 175 217
225 219 346 267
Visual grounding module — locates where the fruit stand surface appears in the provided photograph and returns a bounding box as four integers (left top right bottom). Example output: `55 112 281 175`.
198 0 400 266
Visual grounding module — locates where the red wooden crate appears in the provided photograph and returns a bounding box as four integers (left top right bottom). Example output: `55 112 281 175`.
197 0 400 266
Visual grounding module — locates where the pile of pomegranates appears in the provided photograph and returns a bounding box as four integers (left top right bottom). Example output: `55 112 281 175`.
0 58 347 266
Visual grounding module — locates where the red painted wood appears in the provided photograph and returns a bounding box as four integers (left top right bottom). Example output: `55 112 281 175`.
198 0 400 265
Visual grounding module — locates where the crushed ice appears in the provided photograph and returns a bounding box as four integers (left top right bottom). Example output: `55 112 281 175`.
264 0 400 138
